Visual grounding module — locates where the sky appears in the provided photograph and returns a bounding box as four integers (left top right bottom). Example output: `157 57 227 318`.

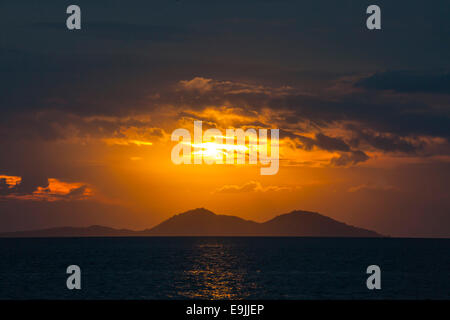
0 0 449 237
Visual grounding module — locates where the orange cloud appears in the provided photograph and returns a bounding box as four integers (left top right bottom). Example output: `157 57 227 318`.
214 181 292 194
102 126 167 147
347 183 399 193
0 175 93 202
103 138 153 146
179 77 294 96
0 175 22 188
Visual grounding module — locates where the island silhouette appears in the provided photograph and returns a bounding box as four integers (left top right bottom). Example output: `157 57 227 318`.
0 208 381 237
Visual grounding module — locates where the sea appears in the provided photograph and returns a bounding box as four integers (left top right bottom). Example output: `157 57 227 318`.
0 237 448 300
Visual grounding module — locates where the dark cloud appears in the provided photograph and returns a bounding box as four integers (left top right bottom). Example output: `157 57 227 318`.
330 150 370 166
347 126 425 153
0 179 11 195
14 175 49 195
289 132 370 166
270 92 450 140
296 133 350 152
355 71 450 94
32 22 189 42
0 175 47 196
0 0 448 155
67 185 87 197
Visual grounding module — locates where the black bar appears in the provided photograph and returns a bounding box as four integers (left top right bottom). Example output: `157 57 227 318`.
0 300 447 319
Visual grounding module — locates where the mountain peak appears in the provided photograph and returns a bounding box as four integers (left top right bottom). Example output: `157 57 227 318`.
261 210 380 237
177 208 216 217
266 210 319 221
288 210 319 215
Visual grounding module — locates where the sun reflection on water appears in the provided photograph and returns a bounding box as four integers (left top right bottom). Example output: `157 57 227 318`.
174 239 258 299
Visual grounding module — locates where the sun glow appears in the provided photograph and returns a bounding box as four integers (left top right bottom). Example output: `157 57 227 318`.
187 141 248 161
171 121 279 174
103 138 153 147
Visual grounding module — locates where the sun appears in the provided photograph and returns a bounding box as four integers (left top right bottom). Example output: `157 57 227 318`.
193 142 226 161
190 142 248 162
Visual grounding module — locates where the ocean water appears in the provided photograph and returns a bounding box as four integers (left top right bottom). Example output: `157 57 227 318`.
0 237 448 300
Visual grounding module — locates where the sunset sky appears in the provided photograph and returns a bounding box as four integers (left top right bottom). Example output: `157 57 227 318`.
1 0 449 237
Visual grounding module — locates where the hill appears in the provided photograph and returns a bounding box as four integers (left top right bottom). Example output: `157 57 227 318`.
0 208 381 237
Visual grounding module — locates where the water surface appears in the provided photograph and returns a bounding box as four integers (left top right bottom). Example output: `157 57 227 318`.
0 237 448 299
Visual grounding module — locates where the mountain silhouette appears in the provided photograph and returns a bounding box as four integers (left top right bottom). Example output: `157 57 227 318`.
0 225 137 238
0 208 381 237
143 208 260 236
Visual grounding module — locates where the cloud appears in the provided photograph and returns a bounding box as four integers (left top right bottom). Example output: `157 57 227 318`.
170 76 450 167
283 132 372 167
296 133 350 152
0 175 21 190
33 22 189 42
270 91 450 140
102 126 167 146
0 175 93 202
103 139 153 147
0 110 168 147
178 77 294 97
13 175 50 195
1 54 449 169
348 183 399 193
178 106 264 128
348 126 425 153
330 150 370 167
355 71 450 95
179 77 214 92
214 181 292 194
